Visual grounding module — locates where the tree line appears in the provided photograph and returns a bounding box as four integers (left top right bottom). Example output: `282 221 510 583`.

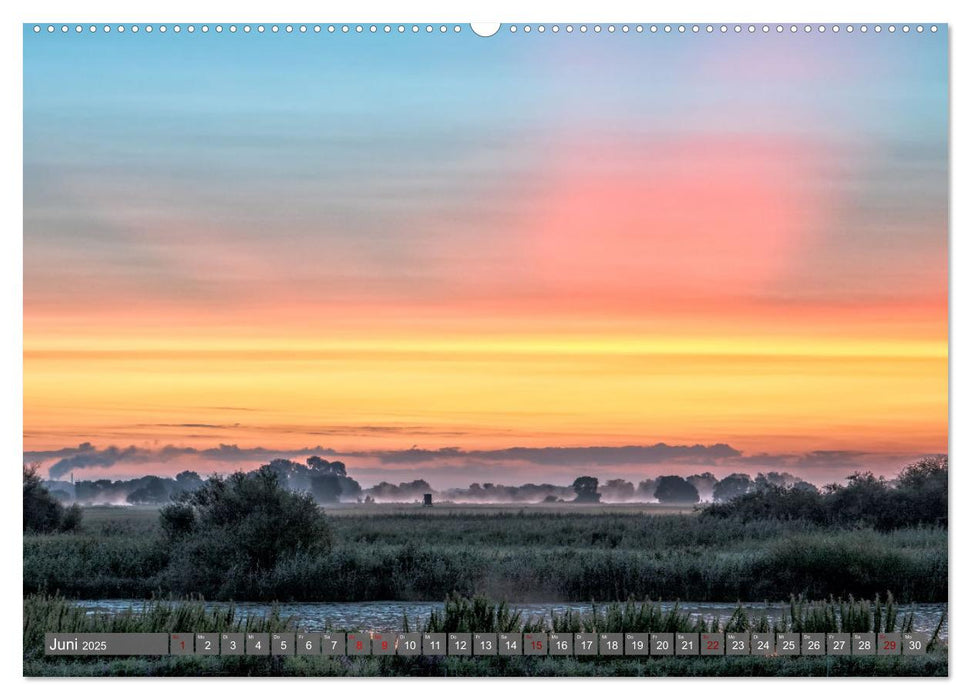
567 471 811 504
701 456 947 530
33 454 946 512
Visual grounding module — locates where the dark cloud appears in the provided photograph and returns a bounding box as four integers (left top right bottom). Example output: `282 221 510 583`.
363 443 741 466
734 453 797 468
23 441 100 463
141 423 238 430
43 444 141 479
134 423 476 438
734 450 878 471
31 442 742 480
26 441 937 487
30 443 341 480
793 450 870 466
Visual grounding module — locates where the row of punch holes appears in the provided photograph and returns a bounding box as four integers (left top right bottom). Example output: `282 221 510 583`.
32 23 940 36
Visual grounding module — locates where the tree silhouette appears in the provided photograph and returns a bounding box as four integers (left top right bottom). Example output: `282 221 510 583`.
713 473 754 502
601 478 635 501
653 475 700 504
311 474 342 504
23 463 82 532
572 476 601 503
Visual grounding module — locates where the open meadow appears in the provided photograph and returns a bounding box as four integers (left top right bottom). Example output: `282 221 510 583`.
24 503 947 603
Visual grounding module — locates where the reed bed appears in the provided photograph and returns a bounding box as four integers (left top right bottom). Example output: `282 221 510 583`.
24 510 947 602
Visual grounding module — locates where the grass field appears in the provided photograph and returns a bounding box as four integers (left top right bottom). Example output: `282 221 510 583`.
23 595 948 677
26 652 949 677
23 505 947 603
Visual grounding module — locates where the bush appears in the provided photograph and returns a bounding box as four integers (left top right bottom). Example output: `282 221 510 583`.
883 456 948 528
59 503 83 532
159 466 332 597
703 458 947 530
23 464 82 533
702 484 826 522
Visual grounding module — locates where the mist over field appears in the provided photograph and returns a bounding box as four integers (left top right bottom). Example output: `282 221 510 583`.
27 440 942 498
34 448 949 510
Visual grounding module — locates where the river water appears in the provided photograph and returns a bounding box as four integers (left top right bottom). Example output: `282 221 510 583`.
72 599 948 639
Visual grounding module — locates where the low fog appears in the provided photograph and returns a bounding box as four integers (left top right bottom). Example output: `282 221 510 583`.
38 455 820 506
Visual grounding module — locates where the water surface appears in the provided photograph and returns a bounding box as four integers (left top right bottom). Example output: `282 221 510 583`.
73 599 948 639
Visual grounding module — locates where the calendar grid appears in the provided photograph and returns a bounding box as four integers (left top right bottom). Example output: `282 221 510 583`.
44 631 929 657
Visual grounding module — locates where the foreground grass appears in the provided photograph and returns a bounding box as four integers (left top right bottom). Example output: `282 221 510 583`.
24 507 947 602
26 653 948 677
422 593 942 636
24 595 947 677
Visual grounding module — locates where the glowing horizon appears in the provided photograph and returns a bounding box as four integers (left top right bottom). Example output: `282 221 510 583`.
24 27 948 487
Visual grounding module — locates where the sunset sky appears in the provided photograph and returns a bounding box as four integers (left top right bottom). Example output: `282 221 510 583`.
23 26 948 487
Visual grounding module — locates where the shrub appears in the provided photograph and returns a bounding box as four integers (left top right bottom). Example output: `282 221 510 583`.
703 458 947 530
159 466 331 597
23 464 82 532
702 484 826 522
59 503 83 532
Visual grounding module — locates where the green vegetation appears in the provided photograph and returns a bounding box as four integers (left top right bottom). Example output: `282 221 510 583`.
23 464 82 533
24 506 946 602
25 652 949 677
653 475 700 504
23 595 293 644
56 457 362 506
158 467 331 598
23 595 947 677
703 457 947 530
420 593 943 638
22 459 949 676
572 476 601 503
